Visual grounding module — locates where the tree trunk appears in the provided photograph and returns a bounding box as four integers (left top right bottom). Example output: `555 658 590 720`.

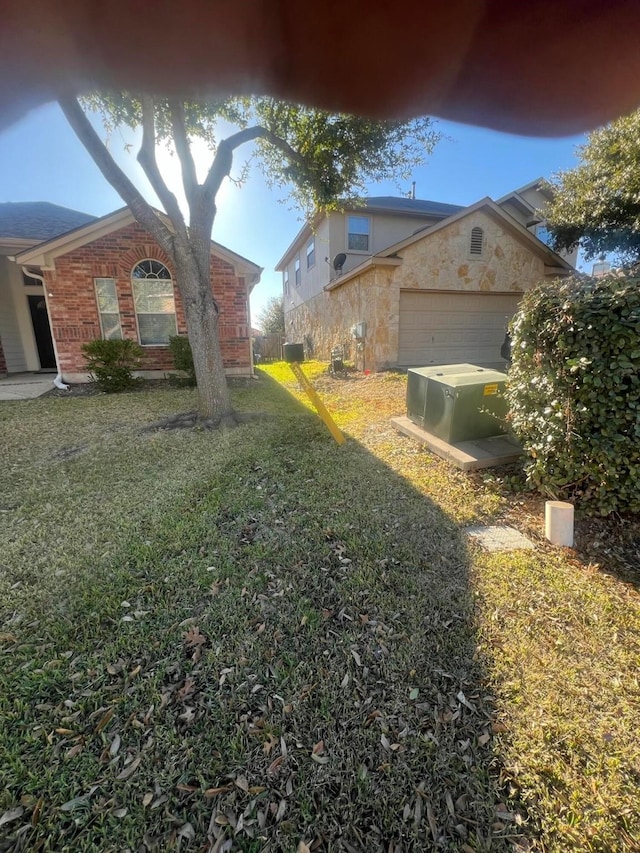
173 247 234 423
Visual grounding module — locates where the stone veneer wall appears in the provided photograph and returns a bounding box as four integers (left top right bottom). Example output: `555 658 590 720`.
395 209 547 294
285 265 397 371
44 222 251 381
287 209 553 372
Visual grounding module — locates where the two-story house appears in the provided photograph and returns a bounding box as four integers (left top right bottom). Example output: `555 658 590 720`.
276 180 576 371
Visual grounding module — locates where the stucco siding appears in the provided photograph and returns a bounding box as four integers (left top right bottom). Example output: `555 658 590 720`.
327 210 440 279
519 185 549 212
0 256 39 372
283 210 444 308
284 219 331 312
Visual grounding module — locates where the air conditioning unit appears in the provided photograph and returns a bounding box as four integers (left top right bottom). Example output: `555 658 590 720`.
407 364 508 444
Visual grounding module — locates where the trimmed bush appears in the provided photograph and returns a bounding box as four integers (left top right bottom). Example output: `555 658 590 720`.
506 272 640 515
82 338 143 393
168 335 196 385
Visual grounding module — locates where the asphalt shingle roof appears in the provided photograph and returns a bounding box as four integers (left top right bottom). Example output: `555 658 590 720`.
0 202 96 241
362 196 465 217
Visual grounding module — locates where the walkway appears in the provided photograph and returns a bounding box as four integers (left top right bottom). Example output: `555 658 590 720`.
0 373 56 400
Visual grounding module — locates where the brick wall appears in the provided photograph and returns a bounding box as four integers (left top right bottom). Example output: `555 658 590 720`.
0 336 6 375
44 222 251 380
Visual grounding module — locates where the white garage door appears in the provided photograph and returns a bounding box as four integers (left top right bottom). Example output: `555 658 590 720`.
398 290 522 368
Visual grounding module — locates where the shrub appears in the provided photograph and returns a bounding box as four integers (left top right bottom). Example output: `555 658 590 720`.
168 335 196 385
82 338 143 393
506 271 640 515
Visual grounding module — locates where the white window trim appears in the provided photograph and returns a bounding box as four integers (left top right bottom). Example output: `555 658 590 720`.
346 214 371 254
294 256 301 287
283 269 289 296
94 277 123 340
306 238 316 269
131 260 178 347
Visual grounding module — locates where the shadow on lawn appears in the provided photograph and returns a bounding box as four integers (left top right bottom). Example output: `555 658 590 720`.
574 514 640 592
1 373 529 852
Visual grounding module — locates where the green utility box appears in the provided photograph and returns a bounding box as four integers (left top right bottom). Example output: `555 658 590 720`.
407 363 480 430
406 364 508 444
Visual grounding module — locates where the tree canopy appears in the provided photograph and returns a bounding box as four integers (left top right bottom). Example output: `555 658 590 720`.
82 94 440 216
257 296 285 336
546 110 640 264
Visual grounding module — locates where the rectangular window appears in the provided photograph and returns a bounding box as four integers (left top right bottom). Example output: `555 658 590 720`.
283 269 289 296
295 257 301 287
306 238 315 269
347 215 370 251
132 278 177 345
94 278 123 340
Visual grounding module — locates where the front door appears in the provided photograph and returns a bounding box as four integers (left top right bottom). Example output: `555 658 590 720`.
28 295 56 370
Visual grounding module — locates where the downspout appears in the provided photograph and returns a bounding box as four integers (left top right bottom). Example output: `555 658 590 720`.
21 266 69 390
246 276 255 376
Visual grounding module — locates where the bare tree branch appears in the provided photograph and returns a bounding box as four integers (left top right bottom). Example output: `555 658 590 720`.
168 99 199 208
203 125 306 200
137 96 188 239
58 96 176 256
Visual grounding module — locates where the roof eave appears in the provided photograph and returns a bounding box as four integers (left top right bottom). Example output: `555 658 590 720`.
324 256 402 291
496 177 552 204
275 217 319 270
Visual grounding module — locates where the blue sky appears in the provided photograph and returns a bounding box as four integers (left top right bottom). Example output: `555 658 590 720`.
0 102 586 325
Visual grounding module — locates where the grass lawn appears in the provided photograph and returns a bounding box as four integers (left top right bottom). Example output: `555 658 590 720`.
1 364 639 852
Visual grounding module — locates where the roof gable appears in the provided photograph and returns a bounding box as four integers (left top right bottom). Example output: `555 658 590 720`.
14 206 262 281
377 197 572 269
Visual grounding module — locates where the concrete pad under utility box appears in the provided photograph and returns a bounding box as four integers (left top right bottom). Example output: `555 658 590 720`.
390 415 523 471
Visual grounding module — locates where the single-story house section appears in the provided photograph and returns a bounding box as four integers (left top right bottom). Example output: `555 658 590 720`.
286 197 573 371
0 202 262 384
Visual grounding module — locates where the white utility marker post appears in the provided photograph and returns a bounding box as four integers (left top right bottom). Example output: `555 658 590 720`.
545 501 574 547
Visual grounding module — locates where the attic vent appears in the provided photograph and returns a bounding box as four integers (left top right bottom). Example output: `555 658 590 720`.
469 226 484 256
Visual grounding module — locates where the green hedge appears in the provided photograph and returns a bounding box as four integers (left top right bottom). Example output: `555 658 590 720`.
506 272 640 515
168 335 196 385
82 338 143 393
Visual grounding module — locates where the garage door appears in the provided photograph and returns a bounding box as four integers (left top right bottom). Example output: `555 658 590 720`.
398 290 522 368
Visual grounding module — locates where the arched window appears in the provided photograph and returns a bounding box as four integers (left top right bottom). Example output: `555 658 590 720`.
469 226 484 256
131 260 177 345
